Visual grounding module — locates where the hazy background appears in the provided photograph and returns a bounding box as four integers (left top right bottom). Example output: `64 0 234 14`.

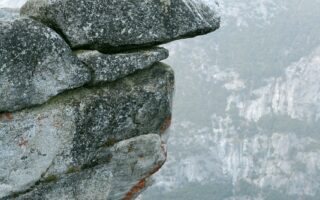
2 0 320 199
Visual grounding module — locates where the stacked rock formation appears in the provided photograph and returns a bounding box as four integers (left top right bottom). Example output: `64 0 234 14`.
0 1 220 199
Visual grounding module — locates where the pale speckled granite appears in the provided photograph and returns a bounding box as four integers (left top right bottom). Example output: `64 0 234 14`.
0 9 91 112
21 0 220 52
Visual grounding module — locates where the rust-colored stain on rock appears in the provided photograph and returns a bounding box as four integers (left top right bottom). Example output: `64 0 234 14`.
160 116 172 133
18 138 28 147
123 179 146 200
0 113 14 121
123 143 167 200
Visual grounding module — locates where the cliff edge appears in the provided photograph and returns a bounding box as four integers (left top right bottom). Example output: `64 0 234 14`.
0 1 220 199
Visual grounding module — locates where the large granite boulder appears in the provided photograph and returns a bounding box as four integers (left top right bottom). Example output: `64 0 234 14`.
0 0 221 199
21 0 220 52
5 134 166 200
0 13 91 112
77 47 169 84
0 63 174 199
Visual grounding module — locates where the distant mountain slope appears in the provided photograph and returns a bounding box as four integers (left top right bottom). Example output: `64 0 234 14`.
142 0 320 199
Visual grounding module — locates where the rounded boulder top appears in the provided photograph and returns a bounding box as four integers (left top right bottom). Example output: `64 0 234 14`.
21 0 220 52
0 14 91 112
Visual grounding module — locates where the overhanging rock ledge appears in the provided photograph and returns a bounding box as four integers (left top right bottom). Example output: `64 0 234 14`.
0 1 220 199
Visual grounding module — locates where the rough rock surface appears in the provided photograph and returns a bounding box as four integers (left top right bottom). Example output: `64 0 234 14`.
6 134 166 200
0 63 174 199
0 14 91 112
77 47 169 84
0 0 221 199
21 0 220 52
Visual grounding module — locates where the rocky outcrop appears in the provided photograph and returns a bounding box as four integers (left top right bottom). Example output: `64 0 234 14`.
0 11 91 113
20 0 220 52
0 0 220 199
77 47 169 84
0 63 173 199
9 134 166 200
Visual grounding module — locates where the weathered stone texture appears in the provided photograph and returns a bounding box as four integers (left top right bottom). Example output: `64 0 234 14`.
21 0 220 52
0 15 91 112
7 134 166 200
77 47 169 84
0 63 174 199
0 0 221 198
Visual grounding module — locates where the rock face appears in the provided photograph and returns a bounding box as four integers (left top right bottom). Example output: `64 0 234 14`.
0 63 174 199
0 0 220 199
0 12 91 112
9 134 166 200
77 47 169 84
21 0 220 52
